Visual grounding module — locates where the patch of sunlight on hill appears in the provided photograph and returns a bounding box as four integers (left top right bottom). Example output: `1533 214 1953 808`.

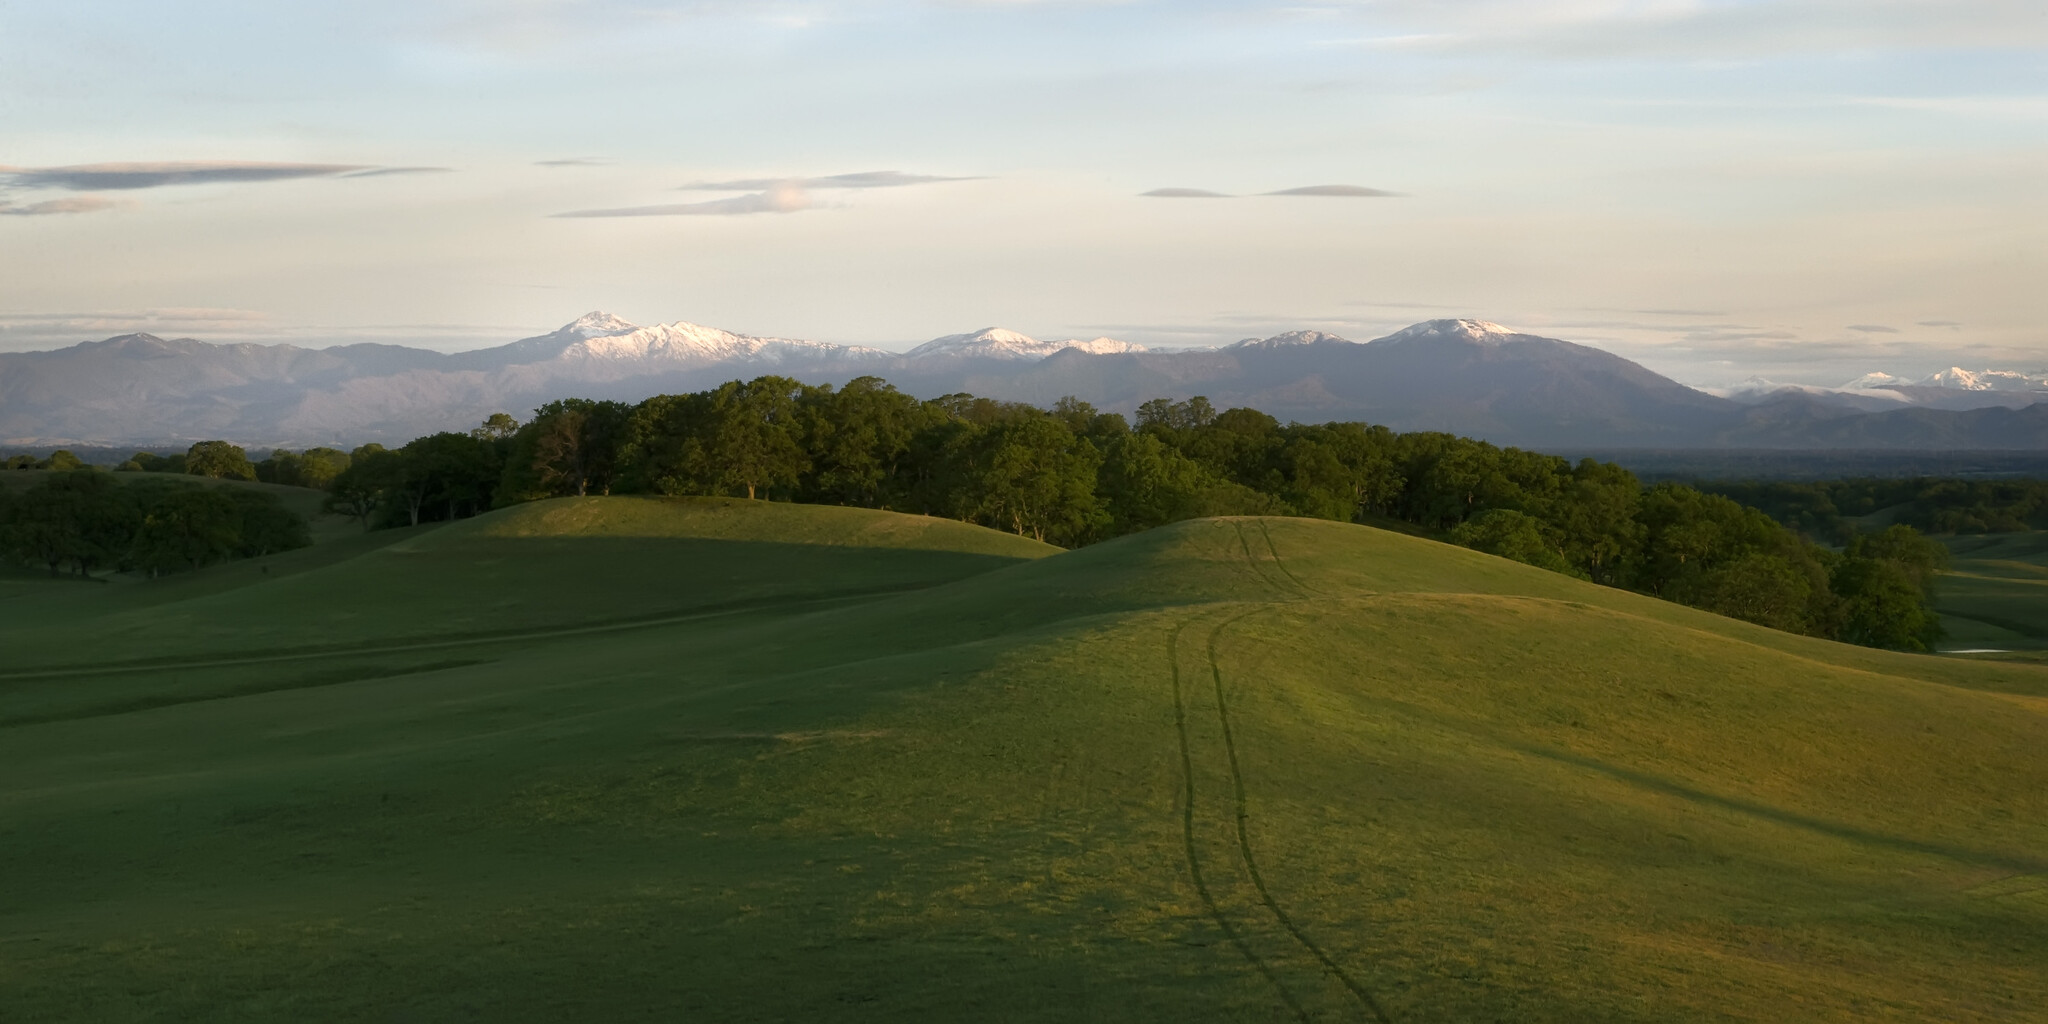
2 511 2043 1021
0 497 1051 670
463 495 1059 558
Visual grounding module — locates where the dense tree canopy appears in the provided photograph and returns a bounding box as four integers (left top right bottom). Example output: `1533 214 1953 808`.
183 440 257 480
1704 477 2048 541
256 447 352 490
0 471 309 578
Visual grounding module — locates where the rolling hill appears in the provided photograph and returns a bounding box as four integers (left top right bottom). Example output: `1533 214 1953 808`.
2 497 2043 1020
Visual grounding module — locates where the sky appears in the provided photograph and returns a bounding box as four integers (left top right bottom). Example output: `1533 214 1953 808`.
0 0 2043 386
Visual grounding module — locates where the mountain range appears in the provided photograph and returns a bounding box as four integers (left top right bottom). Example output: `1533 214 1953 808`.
1709 368 2048 413
2 313 2043 450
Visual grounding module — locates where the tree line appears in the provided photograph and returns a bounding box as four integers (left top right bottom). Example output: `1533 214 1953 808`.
0 453 310 578
295 376 1948 651
1702 477 2048 542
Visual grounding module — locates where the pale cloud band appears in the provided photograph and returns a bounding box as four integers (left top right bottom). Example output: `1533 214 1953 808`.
678 170 981 191
1143 185 1404 198
556 183 811 218
0 162 375 190
557 170 973 218
1266 185 1404 197
338 166 454 178
0 196 133 216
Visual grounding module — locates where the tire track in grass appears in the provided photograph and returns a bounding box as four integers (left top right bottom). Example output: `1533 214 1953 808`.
1255 520 1317 596
1233 522 1299 600
1207 611 1395 1023
1168 614 1312 1022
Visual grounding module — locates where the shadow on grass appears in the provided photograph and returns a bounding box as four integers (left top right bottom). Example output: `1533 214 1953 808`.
0 659 494 730
0 536 1040 676
1500 737 2048 875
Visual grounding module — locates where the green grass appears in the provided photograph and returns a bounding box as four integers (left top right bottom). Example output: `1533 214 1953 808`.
2 499 2044 1021
1935 532 2048 655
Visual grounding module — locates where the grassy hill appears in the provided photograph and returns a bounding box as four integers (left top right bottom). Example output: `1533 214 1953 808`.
1936 532 2048 656
2 498 2043 1021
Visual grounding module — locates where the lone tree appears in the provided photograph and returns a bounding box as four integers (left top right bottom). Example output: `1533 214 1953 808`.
185 441 256 480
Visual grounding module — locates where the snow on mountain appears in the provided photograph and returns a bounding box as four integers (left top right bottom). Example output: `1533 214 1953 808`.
903 327 1145 361
562 311 641 340
1228 330 1353 350
1704 377 1913 410
1368 319 1526 347
1831 367 2048 393
1697 367 2046 413
1916 367 2048 391
565 320 889 368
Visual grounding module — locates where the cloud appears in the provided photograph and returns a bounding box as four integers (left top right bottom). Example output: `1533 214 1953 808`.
555 184 811 217
0 161 372 191
0 308 541 354
1265 185 1403 197
338 166 454 178
1142 188 1234 198
535 158 608 167
678 170 979 191
1919 320 1964 328
0 307 271 347
1847 324 1901 333
1308 0 2048 62
0 196 131 216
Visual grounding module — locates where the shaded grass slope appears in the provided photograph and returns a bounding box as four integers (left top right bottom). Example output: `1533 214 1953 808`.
1937 531 2048 654
1 501 2043 1022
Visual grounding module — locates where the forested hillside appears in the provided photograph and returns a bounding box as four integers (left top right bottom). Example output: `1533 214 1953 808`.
132 374 1942 651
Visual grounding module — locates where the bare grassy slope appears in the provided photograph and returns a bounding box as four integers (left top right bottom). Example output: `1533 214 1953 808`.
1 503 2042 1021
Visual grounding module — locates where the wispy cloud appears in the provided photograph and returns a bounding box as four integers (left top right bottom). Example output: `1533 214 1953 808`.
1300 0 2048 61
535 158 608 167
678 170 979 191
1143 185 1406 198
1266 184 1403 197
0 161 373 191
1919 320 1964 328
555 184 811 217
1847 324 1900 333
0 196 131 216
339 166 454 178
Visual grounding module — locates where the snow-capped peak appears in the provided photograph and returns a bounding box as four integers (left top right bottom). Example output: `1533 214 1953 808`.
1923 366 1991 390
1702 377 1912 403
562 311 641 340
1914 366 2048 391
563 319 886 367
1228 330 1354 350
904 327 1145 361
1849 367 2048 391
1370 319 1528 346
1723 376 1791 394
